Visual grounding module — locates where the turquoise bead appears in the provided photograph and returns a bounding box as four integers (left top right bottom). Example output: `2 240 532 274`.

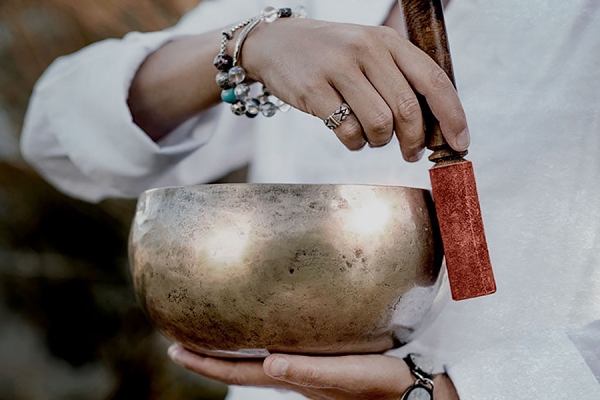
221 88 237 104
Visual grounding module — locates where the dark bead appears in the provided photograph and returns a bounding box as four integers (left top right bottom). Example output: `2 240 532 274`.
231 101 246 116
213 53 233 71
278 8 293 18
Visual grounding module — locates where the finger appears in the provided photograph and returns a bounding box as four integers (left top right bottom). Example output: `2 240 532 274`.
263 354 414 394
330 71 395 148
168 345 346 399
388 36 470 152
168 344 277 387
311 85 366 151
362 51 426 161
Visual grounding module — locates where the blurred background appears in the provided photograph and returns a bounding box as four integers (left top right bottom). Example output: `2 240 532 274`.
0 1 237 398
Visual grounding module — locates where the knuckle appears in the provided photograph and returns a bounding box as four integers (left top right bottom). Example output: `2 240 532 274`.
379 25 399 38
222 365 246 386
403 135 425 155
343 29 372 55
395 96 422 123
323 50 355 74
336 119 366 151
297 364 320 387
429 67 454 91
378 25 401 45
347 42 368 59
367 110 393 138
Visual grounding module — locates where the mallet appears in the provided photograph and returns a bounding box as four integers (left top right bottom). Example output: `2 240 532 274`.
400 0 497 300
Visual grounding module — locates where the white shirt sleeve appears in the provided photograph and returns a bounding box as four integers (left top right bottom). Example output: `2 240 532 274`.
20 0 261 202
445 322 600 400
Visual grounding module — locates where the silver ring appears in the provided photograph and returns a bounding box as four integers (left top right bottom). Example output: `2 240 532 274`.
324 103 352 130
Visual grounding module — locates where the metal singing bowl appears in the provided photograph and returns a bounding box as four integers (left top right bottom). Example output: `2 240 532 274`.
129 184 447 358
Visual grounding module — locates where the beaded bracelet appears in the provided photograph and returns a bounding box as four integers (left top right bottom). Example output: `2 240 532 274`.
213 6 308 118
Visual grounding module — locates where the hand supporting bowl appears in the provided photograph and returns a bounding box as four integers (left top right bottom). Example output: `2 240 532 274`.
129 184 446 358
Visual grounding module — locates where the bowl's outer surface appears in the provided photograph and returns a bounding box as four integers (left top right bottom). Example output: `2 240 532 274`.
129 184 446 358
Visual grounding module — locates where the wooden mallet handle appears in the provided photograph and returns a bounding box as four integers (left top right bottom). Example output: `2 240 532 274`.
400 0 466 165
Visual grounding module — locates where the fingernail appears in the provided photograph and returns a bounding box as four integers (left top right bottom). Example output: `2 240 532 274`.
168 344 182 363
368 137 393 149
353 140 367 151
455 128 470 151
407 147 425 163
266 356 288 378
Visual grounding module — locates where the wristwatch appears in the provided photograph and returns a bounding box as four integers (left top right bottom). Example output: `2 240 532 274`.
400 353 435 400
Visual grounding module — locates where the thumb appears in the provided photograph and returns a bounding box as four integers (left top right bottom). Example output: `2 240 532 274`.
263 354 413 392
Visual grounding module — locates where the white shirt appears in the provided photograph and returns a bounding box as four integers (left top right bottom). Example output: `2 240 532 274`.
20 0 600 399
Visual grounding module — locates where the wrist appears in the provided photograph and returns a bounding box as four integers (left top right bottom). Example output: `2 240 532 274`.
222 7 308 83
402 354 459 400
215 6 306 118
235 17 281 82
433 373 460 400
